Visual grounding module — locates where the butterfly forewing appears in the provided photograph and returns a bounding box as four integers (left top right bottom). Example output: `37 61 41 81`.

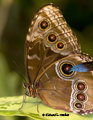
25 3 81 84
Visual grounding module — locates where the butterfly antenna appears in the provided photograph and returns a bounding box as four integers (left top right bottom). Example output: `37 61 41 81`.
10 61 26 82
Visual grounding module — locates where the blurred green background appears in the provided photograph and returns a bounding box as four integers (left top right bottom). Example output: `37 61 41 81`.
0 0 93 120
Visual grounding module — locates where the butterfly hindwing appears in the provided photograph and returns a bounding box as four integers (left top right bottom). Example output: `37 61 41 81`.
36 54 93 114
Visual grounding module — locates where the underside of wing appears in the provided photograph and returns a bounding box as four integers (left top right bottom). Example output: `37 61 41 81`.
25 3 81 84
37 54 93 115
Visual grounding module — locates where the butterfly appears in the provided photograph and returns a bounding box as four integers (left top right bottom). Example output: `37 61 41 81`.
20 3 93 115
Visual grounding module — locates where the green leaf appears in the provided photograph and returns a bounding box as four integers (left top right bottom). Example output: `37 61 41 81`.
0 96 93 120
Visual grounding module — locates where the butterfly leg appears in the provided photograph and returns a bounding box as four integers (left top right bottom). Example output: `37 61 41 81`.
18 93 27 110
36 96 39 113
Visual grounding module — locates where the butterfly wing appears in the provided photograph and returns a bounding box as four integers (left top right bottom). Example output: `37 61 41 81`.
36 54 93 115
25 3 81 84
70 61 93 72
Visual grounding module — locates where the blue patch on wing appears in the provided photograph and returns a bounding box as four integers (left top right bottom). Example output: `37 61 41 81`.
69 63 89 72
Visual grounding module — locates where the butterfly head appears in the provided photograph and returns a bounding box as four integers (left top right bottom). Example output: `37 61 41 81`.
23 82 37 98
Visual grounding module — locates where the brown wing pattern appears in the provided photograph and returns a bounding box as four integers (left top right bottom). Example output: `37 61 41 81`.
25 3 81 83
36 54 93 114
24 3 93 115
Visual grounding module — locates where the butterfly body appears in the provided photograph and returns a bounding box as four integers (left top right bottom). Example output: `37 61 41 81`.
22 3 93 115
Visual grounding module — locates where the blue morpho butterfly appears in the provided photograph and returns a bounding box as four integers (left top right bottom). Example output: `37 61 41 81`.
19 3 93 115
